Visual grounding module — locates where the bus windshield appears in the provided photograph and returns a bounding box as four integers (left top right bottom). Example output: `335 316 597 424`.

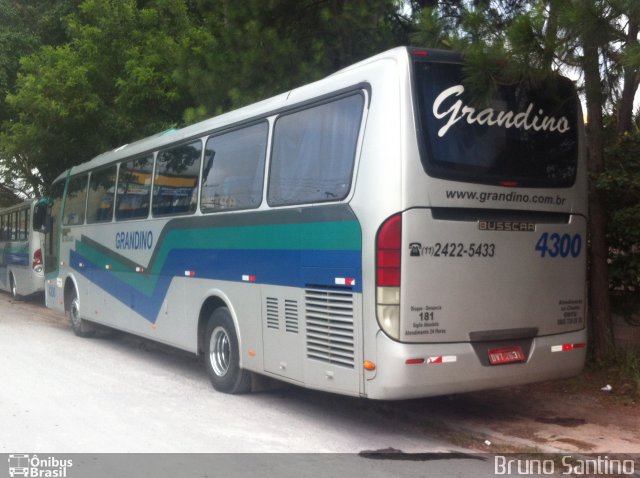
414 61 578 187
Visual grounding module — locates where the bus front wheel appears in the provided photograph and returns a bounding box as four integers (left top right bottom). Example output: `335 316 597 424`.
204 307 251 394
68 289 94 338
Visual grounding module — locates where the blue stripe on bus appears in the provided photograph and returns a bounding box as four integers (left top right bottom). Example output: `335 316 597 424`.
70 248 361 323
3 252 29 266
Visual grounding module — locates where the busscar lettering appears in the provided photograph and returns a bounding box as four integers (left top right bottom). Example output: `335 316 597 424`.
478 221 536 232
115 230 154 250
432 85 571 138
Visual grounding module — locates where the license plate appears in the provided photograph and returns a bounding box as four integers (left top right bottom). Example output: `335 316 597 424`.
488 345 526 365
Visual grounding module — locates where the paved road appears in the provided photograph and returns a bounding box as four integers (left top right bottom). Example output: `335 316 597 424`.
0 293 518 477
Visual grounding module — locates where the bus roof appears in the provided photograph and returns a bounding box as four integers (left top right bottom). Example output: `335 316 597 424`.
0 199 38 213
54 46 440 183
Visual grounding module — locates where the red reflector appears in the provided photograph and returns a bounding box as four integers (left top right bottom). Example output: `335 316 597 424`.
500 181 519 187
405 358 425 365
33 248 43 269
574 343 586 348
488 346 526 365
414 51 428 56
376 214 402 287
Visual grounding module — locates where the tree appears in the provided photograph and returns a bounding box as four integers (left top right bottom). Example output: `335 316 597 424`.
1 0 199 191
599 133 640 298
0 0 85 197
569 1 616 360
1 0 408 191
178 0 404 121
0 0 82 125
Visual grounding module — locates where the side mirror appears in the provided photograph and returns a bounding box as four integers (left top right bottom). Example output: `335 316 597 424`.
33 199 50 232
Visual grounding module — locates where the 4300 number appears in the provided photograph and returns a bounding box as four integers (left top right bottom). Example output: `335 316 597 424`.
535 233 582 258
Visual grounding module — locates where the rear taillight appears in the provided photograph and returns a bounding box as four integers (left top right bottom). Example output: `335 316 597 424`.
376 214 402 340
33 248 43 272
376 214 401 287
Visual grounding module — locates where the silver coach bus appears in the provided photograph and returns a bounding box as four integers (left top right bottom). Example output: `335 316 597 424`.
44 47 587 399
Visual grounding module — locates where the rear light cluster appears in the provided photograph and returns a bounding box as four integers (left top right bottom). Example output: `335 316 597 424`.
32 248 43 273
376 214 402 340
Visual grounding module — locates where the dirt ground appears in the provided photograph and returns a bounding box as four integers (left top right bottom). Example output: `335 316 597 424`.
434 372 640 454
8 293 640 456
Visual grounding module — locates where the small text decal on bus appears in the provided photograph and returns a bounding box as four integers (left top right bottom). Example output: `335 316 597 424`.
115 230 154 250
432 85 571 138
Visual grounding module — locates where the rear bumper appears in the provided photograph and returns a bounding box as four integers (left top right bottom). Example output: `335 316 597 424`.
365 328 586 400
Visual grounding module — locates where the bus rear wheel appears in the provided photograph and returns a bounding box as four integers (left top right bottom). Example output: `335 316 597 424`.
9 273 18 299
204 307 251 394
68 290 94 338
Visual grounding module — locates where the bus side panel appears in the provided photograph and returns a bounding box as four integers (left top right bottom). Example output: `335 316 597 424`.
64 206 364 397
0 242 14 291
12 231 45 296
5 241 30 294
346 57 406 396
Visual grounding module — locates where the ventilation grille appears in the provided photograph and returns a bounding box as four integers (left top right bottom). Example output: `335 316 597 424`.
266 297 279 330
285 299 299 334
305 288 355 368
265 297 299 333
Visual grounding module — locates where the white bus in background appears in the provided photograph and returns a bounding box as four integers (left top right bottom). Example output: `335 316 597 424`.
0 199 47 299
44 47 587 399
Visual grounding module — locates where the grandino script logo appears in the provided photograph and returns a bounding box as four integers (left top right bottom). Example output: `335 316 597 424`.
432 85 571 137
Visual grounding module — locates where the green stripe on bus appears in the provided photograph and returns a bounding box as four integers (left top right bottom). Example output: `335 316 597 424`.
77 219 361 296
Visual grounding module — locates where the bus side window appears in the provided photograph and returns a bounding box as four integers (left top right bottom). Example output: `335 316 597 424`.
87 165 117 224
64 175 88 226
201 122 268 213
116 156 153 221
9 212 15 240
268 93 364 206
153 141 201 217
18 208 27 240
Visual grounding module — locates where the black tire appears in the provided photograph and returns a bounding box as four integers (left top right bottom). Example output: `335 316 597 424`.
68 289 95 337
204 307 252 394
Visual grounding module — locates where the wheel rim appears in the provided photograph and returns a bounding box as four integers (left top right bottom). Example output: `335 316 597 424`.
209 326 230 377
70 298 81 328
10 279 16 298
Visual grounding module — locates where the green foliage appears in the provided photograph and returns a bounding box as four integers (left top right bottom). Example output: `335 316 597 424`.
1 0 197 191
411 2 558 104
599 133 640 292
587 345 640 401
0 0 406 191
179 0 402 120
0 1 40 125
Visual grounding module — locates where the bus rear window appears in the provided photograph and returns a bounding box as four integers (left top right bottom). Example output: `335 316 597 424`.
414 61 578 187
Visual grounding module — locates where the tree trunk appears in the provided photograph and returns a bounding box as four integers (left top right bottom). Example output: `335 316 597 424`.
542 0 558 70
617 15 639 135
582 37 615 360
